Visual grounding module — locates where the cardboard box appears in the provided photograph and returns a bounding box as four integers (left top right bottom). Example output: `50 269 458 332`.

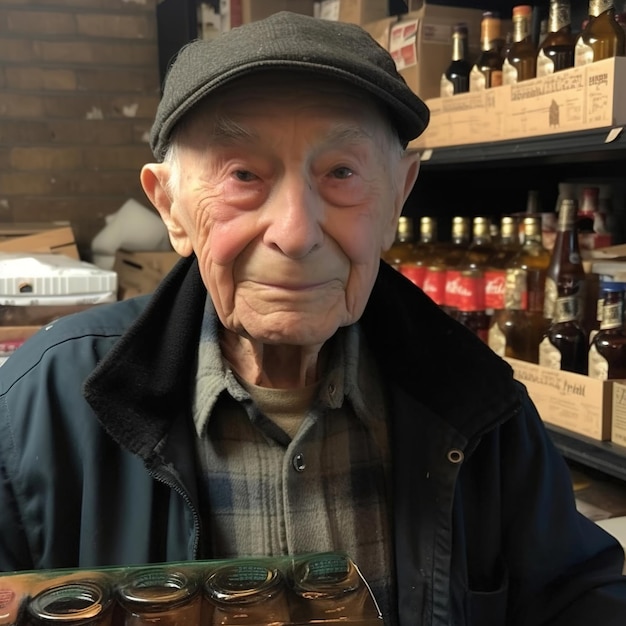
0 222 79 260
240 0 315 24
114 250 181 300
319 0 388 25
506 357 618 441
411 56 626 150
388 4 486 102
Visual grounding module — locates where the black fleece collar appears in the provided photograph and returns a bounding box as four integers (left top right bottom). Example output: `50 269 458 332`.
85 255 519 458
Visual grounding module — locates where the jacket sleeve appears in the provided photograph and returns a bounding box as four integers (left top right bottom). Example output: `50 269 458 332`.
501 386 626 625
0 395 35 572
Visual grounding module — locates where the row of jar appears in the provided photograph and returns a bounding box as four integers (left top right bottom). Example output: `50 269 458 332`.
0 553 380 626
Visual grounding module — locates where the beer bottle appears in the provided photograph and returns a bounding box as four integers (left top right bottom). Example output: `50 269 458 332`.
470 12 504 90
537 0 576 75
383 216 421 286
411 216 443 288
484 216 521 313
539 285 588 374
543 198 586 322
588 288 626 379
441 23 472 96
489 216 550 363
575 0 625 65
443 216 471 316
503 5 538 83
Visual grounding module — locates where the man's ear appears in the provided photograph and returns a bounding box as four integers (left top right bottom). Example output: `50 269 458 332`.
140 163 193 257
382 151 421 251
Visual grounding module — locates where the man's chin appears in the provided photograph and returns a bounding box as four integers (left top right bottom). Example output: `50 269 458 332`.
239 313 343 347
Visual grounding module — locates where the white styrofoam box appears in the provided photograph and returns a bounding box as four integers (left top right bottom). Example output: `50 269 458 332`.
0 253 117 302
596 516 626 573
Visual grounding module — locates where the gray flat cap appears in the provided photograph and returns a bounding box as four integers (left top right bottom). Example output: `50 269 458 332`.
150 11 430 160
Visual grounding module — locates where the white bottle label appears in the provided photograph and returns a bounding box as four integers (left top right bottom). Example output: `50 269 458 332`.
440 73 454 97
539 336 562 370
544 276 557 319
536 49 555 77
588 343 609 380
574 38 594 66
469 65 486 91
502 58 518 85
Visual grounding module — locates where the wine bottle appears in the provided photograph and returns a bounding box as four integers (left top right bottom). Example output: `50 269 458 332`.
441 23 472 96
575 0 625 65
470 12 504 90
537 0 576 76
503 5 538 83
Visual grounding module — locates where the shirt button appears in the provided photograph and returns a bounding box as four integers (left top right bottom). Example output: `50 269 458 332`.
292 453 306 472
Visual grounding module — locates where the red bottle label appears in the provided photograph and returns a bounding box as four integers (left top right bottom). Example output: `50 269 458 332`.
457 274 485 312
423 268 446 305
484 269 505 310
399 264 427 288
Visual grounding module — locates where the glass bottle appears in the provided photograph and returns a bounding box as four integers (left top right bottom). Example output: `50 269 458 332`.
484 216 521 313
383 216 421 286
410 216 443 289
203 562 290 626
503 5 538 83
455 268 491 342
441 23 472 96
575 0 626 65
442 216 471 316
543 198 586 323
539 285 588 374
117 568 201 626
588 288 626 379
470 12 504 91
537 0 576 75
489 216 550 363
27 580 113 626
577 186 601 233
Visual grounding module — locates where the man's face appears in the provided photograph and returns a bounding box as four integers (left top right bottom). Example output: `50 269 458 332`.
143 76 418 347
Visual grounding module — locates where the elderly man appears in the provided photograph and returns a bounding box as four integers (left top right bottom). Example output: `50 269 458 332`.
1 11 625 626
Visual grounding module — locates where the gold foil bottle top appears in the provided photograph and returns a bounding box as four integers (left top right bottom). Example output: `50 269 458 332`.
589 0 616 17
500 216 518 239
480 11 502 48
451 216 470 240
523 216 542 239
557 198 577 229
419 216 437 242
396 216 414 243
512 5 533 40
548 0 572 32
472 216 491 239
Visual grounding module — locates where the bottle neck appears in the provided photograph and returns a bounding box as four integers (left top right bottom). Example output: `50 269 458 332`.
589 0 615 18
549 0 571 32
451 33 467 61
513 14 532 42
481 17 501 50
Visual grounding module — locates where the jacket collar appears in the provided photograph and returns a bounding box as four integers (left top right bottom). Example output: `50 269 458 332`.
85 255 518 456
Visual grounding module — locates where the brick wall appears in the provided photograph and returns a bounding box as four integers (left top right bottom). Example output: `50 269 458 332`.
0 0 161 259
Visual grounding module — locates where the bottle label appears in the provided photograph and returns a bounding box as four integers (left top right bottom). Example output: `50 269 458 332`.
423 268 446 305
445 269 462 309
601 301 623 329
588 343 609 380
488 321 507 356
457 274 485 312
536 49 555 77
553 295 579 323
504 268 528 310
469 65 486 91
544 276 557 318
399 264 426 288
574 38 594 66
502 58 519 85
440 73 454 97
485 269 506 310
539 336 562 369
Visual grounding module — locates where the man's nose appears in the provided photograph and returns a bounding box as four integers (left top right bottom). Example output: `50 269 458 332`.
263 177 324 258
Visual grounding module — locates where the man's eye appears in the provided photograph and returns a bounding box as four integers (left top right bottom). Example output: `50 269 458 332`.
233 170 257 182
331 167 353 180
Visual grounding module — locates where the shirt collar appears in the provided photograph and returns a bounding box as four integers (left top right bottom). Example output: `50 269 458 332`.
192 297 386 437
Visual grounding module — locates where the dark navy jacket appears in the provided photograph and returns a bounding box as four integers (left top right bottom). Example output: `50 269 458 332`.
1 256 625 625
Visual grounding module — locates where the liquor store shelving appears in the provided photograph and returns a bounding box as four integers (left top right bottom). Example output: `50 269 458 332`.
416 126 626 169
547 424 626 483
